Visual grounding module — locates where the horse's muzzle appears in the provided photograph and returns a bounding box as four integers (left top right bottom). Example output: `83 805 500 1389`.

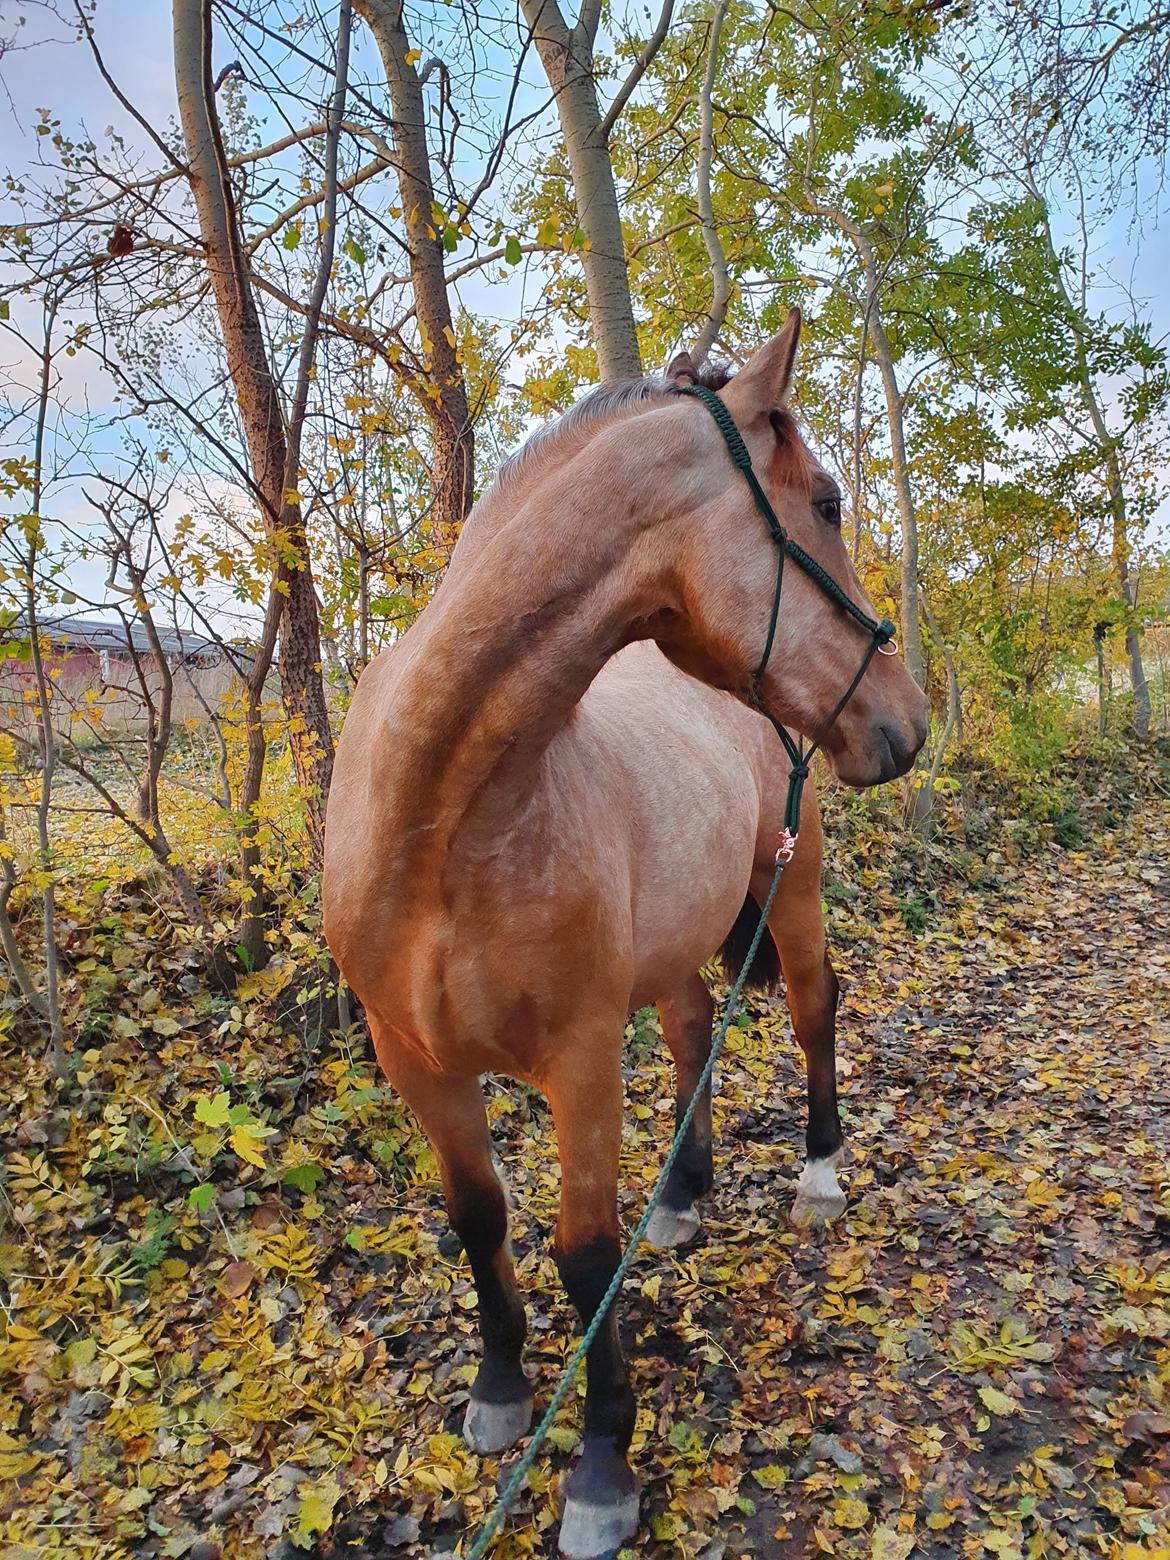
829 712 926 787
877 719 925 780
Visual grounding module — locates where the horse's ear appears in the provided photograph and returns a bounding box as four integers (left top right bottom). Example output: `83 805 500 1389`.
729 307 801 409
665 350 698 386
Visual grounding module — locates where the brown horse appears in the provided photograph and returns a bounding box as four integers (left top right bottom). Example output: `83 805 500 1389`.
323 310 927 1557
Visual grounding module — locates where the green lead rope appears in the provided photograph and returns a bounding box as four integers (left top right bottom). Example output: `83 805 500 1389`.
462 847 789 1560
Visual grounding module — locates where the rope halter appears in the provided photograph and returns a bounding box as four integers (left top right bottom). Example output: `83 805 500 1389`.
679 382 898 854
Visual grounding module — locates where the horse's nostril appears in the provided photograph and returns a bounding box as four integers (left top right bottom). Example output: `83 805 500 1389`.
879 722 917 778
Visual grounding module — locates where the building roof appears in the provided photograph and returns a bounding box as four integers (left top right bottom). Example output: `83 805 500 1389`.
8 614 225 663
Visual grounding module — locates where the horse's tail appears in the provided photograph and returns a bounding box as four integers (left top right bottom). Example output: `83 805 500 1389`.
719 893 782 993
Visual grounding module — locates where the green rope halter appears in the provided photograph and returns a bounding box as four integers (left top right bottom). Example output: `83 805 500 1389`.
681 382 897 847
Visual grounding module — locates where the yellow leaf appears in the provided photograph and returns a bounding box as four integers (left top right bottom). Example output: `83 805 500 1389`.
834 1496 870 1530
231 1121 273 1168
296 1476 341 1543
1025 1177 1060 1206
978 1385 1019 1416
871 1527 916 1560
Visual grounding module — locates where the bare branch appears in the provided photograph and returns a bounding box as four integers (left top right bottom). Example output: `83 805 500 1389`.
692 1 731 368
598 0 676 142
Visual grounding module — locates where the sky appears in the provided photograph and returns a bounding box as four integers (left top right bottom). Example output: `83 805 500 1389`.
1 0 1167 633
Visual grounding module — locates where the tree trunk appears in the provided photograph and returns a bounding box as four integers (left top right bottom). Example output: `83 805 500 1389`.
865 298 926 688
911 590 959 833
357 0 475 538
519 0 642 380
23 300 65 1067
808 199 926 687
1095 623 1108 739
1034 191 1151 740
172 0 334 866
691 0 731 367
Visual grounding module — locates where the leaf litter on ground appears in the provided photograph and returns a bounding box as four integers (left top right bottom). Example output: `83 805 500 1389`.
1 802 1168 1558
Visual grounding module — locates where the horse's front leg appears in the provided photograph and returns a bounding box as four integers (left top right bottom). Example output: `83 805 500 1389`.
647 972 715 1247
756 792 847 1227
782 947 846 1224
544 1041 640 1559
370 1033 532 1454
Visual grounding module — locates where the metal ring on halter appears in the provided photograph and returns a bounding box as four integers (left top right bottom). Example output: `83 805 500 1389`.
877 638 899 656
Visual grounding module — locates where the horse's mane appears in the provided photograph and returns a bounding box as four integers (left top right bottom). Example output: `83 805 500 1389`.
494 361 735 499
456 358 812 567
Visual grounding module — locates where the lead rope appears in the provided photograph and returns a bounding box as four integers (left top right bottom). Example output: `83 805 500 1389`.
462 384 897 1558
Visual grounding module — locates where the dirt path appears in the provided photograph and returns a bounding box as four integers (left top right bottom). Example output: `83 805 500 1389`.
334 802 1170 1560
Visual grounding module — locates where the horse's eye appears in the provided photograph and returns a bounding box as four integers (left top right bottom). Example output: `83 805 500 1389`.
817 496 842 527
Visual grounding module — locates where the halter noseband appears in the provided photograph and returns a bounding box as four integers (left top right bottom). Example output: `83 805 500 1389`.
680 382 898 859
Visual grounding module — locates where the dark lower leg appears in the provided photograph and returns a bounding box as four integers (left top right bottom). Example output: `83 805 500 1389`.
445 1170 528 1407
783 951 846 1223
374 1046 529 1424
546 1051 639 1552
556 1235 637 1490
658 975 716 1212
793 954 842 1163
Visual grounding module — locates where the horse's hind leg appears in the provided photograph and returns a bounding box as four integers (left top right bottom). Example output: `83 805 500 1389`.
544 1043 640 1558
371 1035 532 1453
646 973 715 1248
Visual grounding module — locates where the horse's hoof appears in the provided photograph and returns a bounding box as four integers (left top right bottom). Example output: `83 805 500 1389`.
558 1488 640 1558
792 1157 846 1226
645 1201 701 1248
462 1393 533 1454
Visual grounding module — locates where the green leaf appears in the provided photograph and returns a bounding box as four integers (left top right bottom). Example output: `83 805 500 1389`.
344 235 367 266
282 222 301 251
0 300 9 321
546 1425 579 1453
504 235 522 266
283 1163 325 1194
752 1465 786 1489
295 1476 341 1545
195 1092 232 1128
188 1184 216 1214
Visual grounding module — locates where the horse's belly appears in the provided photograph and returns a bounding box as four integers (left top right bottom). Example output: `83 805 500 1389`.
626 767 759 1004
572 652 765 1004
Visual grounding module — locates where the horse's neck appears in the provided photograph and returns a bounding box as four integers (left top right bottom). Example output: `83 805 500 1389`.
383 458 667 863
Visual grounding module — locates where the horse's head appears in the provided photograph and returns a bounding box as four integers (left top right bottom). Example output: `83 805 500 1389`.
652 308 927 786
